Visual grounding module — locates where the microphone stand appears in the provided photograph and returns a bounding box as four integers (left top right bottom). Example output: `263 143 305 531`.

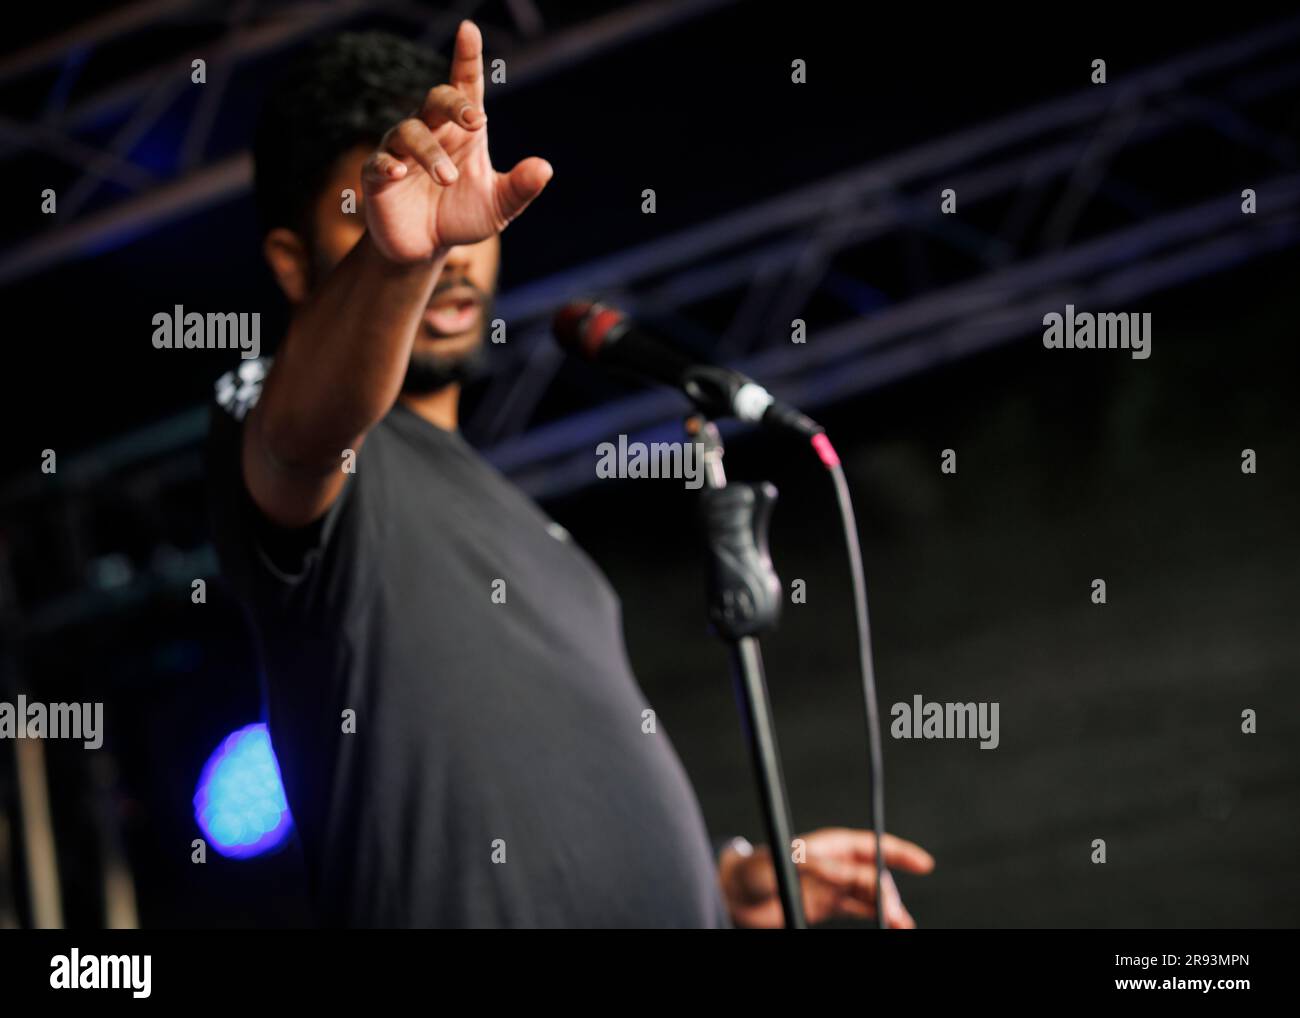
689 415 806 930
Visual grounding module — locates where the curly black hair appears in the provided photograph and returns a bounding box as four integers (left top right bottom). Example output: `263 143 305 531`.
253 31 449 239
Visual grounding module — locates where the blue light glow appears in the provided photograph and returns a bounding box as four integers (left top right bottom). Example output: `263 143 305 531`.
193 723 293 858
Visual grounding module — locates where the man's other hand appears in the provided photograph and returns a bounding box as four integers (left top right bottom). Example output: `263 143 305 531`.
719 827 935 928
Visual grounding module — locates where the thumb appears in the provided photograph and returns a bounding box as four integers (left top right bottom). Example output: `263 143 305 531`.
495 157 553 226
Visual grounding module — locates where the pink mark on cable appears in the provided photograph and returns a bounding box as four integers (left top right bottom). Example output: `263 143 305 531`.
811 432 840 469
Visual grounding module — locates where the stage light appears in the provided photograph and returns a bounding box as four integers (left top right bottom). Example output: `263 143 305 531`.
193 723 293 859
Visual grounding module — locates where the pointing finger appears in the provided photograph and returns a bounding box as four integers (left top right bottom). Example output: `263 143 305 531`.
450 19 485 108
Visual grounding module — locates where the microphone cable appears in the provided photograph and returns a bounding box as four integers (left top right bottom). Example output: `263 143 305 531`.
809 431 890 931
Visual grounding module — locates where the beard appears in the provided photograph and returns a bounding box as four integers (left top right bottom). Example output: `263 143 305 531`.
401 333 488 394
400 285 494 394
306 243 494 396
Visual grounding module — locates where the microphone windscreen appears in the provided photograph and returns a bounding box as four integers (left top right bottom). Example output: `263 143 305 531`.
551 300 592 352
552 300 627 361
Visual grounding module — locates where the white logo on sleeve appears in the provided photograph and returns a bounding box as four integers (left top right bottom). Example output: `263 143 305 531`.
214 357 269 421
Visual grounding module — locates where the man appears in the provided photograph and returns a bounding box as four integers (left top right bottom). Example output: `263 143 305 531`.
207 21 933 928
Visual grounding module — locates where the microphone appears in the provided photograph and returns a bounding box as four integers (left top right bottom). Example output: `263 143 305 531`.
552 299 824 438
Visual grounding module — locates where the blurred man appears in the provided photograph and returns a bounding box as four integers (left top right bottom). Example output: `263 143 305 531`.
207 21 932 927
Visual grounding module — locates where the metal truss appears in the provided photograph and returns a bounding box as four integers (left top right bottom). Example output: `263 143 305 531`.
1 14 1299 636
467 14 1300 495
0 0 736 285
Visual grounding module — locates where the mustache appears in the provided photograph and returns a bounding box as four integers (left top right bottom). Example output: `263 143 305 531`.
430 277 489 304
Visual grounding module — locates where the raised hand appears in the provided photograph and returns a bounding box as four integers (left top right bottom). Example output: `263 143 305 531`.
361 20 553 262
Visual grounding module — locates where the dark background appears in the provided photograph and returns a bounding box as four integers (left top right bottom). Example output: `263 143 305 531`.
0 1 1296 928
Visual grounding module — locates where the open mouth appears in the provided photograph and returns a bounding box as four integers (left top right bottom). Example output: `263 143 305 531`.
422 289 481 337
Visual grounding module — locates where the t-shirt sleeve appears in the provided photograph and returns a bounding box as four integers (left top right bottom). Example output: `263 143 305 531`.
204 358 355 605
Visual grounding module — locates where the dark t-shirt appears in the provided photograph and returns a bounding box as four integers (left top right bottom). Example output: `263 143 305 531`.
205 358 729 928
